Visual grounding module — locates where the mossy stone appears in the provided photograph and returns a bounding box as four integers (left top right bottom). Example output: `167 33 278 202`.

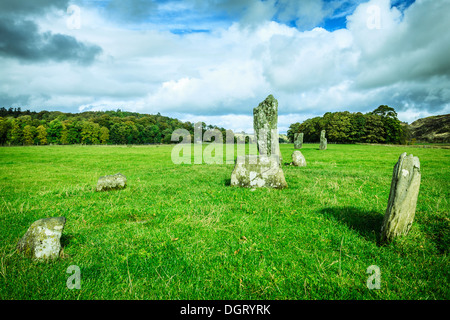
16 217 66 260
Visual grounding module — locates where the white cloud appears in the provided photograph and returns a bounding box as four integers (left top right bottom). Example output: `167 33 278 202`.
398 103 450 124
1 0 450 132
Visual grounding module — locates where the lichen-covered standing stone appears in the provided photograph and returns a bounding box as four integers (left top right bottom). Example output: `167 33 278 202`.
294 133 303 149
319 130 327 150
230 155 287 189
17 217 66 260
96 173 127 191
291 151 307 167
380 152 421 243
253 95 282 164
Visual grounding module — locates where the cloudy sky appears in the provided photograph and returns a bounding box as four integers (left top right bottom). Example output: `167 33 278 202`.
1 0 449 133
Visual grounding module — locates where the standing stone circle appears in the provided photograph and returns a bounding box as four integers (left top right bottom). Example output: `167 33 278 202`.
17 217 66 260
96 173 127 191
253 94 282 165
291 150 307 167
230 155 288 189
380 152 421 243
294 132 303 149
319 130 327 150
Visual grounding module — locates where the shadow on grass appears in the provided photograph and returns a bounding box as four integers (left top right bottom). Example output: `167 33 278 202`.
320 206 384 244
224 178 231 186
60 234 75 248
420 215 450 254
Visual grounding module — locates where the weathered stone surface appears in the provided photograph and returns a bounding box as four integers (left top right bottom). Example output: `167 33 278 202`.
17 217 66 260
380 152 421 243
291 150 306 167
230 155 288 189
96 173 127 191
319 130 327 150
253 95 282 164
294 132 303 149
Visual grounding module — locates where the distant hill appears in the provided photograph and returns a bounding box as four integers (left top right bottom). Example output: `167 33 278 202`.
409 114 450 143
0 107 228 146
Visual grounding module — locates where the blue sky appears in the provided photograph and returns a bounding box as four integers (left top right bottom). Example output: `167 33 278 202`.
1 0 449 133
79 0 415 32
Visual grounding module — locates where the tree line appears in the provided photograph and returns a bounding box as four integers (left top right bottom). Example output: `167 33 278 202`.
287 105 411 144
0 107 227 146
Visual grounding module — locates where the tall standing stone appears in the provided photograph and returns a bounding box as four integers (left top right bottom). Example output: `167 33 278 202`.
17 217 66 260
380 152 421 244
230 94 287 189
294 133 303 149
253 95 282 164
319 130 327 150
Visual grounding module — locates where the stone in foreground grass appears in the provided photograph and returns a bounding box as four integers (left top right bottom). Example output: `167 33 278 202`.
16 217 66 260
291 150 306 167
230 155 287 189
381 152 421 243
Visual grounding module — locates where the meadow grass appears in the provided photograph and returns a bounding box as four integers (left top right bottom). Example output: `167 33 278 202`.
0 143 448 300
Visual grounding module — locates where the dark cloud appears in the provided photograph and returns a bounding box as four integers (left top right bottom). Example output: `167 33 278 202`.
104 0 158 22
0 0 102 64
0 94 31 107
0 18 102 64
0 0 69 16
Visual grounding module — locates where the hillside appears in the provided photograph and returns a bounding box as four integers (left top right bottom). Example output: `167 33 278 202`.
0 107 227 146
409 114 450 143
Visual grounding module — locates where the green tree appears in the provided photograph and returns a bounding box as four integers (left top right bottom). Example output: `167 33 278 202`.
363 113 385 143
349 112 366 142
0 117 11 145
124 121 139 144
162 128 173 144
67 121 82 144
60 123 69 145
383 116 402 144
300 117 321 142
81 121 100 144
327 112 352 143
287 122 301 143
371 105 398 119
99 126 109 144
47 119 63 144
10 119 23 145
36 125 48 145
149 124 160 143
109 123 127 144
23 125 36 145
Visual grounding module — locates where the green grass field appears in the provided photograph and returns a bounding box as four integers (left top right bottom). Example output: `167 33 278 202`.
0 143 449 300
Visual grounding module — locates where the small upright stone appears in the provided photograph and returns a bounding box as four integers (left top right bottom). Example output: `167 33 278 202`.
17 217 66 260
253 95 282 164
96 173 127 191
291 150 306 167
380 152 421 244
319 130 327 150
294 133 303 149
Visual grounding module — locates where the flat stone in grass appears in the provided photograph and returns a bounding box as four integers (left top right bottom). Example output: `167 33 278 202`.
291 150 306 167
380 152 421 244
96 173 127 191
16 217 66 260
230 155 288 189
